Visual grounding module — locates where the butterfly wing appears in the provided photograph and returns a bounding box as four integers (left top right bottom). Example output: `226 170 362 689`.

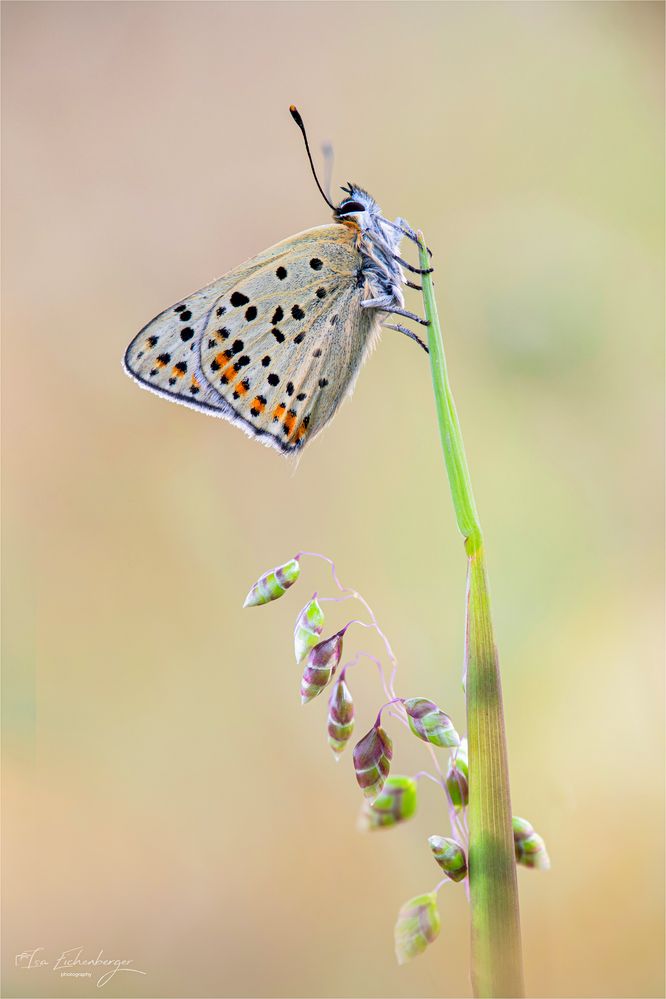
124 223 378 453
124 273 241 415
198 225 379 451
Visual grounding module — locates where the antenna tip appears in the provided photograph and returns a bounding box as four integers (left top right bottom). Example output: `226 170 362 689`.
289 105 303 126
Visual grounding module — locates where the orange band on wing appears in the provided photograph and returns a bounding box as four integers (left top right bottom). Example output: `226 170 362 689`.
220 362 237 385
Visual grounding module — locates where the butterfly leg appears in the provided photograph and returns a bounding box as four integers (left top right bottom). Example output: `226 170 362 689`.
400 221 432 254
400 228 434 259
404 280 422 291
379 216 434 258
383 322 429 354
393 255 434 275
376 304 430 328
363 229 433 274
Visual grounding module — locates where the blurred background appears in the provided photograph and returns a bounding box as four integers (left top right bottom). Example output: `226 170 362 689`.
2 2 664 997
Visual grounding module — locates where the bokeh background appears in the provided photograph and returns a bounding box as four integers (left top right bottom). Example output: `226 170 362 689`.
2 2 664 997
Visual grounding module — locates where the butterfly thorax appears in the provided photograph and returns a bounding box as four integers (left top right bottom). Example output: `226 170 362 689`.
333 185 407 311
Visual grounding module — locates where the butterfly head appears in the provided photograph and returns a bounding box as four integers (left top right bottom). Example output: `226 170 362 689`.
335 183 402 244
334 184 377 224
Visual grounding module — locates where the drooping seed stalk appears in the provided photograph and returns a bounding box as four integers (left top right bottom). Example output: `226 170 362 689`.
417 233 524 998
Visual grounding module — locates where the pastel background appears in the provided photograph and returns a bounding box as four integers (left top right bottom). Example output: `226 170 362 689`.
2 2 664 997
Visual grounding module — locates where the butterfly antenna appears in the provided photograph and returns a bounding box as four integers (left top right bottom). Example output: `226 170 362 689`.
322 142 334 204
290 105 337 212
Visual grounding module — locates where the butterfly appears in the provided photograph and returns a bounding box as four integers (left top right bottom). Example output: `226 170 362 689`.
123 106 432 455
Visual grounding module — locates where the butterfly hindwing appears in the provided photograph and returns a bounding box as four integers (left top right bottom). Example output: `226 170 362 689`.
125 223 380 452
124 273 243 415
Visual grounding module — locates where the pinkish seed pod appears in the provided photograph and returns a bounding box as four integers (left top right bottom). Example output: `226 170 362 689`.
243 558 300 607
300 631 344 704
428 835 467 882
359 775 418 831
294 595 324 663
513 816 550 870
353 724 393 800
394 892 440 965
445 737 468 812
327 677 354 757
404 697 460 748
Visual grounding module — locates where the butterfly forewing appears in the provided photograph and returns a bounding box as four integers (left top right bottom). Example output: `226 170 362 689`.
199 226 377 450
124 223 379 453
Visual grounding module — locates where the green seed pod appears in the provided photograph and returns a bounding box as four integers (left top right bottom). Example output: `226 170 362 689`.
353 724 393 800
445 737 468 812
294 595 324 663
359 775 417 831
513 816 551 870
243 558 300 608
404 697 460 748
327 677 354 757
300 631 344 704
428 835 467 882
394 892 440 965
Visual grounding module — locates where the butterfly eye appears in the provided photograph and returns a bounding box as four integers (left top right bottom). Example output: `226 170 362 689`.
336 200 366 216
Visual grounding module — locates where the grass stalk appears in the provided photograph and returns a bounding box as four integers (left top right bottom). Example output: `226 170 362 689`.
417 233 524 997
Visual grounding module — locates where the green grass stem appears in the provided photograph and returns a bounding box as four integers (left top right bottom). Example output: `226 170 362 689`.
417 233 524 998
